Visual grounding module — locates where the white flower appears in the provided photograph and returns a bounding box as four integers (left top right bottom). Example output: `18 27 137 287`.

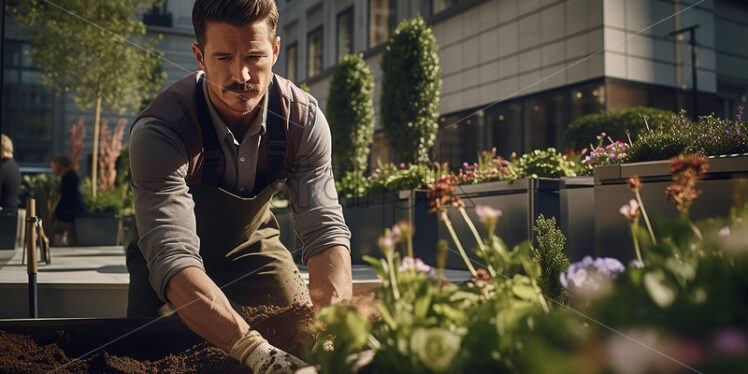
474 205 502 224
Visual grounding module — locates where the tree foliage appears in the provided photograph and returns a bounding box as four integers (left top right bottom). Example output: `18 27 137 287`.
380 16 442 164
10 0 166 196
327 54 375 173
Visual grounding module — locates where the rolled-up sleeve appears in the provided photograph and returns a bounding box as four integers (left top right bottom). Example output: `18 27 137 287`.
286 104 351 264
130 118 204 302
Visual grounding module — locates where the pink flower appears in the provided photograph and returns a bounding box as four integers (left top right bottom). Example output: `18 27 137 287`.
601 132 607 137
475 205 502 224
399 162 406 168
619 199 640 223
610 153 617 158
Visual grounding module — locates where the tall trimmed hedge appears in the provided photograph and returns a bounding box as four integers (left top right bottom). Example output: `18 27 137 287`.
381 16 442 163
563 107 674 150
327 54 375 173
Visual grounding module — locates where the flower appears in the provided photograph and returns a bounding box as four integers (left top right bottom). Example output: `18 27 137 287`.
474 268 491 281
627 175 643 192
410 328 461 372
399 256 436 278
474 205 502 224
619 199 640 223
561 256 625 301
377 232 394 254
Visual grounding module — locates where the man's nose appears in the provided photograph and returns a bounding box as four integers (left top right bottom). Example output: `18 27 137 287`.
232 60 251 83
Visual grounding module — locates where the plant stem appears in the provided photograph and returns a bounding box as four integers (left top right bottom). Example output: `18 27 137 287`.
386 252 400 300
688 220 703 241
630 224 644 265
634 191 656 244
458 207 496 277
441 211 477 276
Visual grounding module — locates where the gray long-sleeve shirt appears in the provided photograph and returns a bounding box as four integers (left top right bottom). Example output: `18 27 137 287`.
129 79 351 301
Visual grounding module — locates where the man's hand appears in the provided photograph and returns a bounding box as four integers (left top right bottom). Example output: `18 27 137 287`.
231 330 309 373
306 245 352 311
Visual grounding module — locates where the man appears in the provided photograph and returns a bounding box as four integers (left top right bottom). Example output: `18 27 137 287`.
127 1 352 372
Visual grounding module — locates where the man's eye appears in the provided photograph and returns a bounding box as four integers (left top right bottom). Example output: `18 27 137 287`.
248 55 263 59
217 56 231 61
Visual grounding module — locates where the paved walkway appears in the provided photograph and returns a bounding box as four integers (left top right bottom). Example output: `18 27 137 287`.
0 245 470 318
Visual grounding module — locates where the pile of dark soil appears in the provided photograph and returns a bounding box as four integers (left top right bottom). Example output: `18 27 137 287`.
0 303 316 374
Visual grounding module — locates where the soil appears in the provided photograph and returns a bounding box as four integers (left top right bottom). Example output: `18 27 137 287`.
0 304 315 374
0 286 381 373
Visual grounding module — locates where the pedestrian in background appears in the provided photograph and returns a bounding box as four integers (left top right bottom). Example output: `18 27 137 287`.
50 154 83 245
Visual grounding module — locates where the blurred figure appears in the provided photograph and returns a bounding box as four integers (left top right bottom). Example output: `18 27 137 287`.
0 134 21 214
50 154 83 246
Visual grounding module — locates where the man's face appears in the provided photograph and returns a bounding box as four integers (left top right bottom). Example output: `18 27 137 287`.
192 20 280 119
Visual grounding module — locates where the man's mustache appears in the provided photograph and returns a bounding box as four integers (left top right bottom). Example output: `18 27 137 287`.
223 82 261 92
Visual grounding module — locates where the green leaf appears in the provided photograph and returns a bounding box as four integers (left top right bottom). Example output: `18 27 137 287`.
644 269 677 308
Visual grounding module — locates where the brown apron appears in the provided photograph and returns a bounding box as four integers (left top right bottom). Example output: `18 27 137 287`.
125 179 310 317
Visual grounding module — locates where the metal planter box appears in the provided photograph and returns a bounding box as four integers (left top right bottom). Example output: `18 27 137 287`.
593 154 748 261
342 191 411 264
75 214 122 246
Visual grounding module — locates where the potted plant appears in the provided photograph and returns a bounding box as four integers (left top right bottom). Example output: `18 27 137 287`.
75 119 130 246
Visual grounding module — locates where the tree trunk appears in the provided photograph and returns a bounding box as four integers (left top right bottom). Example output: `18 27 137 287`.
92 92 102 199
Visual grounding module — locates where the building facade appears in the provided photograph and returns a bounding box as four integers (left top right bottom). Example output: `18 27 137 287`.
276 0 748 167
2 0 747 172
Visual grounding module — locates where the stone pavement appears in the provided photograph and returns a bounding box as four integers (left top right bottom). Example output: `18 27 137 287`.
0 245 470 319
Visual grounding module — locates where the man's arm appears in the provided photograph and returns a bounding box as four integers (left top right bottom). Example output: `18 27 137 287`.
285 102 352 309
307 245 352 310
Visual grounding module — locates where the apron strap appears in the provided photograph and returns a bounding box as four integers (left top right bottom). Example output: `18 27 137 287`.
196 76 223 186
262 79 288 190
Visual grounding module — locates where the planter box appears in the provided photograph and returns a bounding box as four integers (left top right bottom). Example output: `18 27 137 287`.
342 191 411 264
0 212 18 249
344 177 596 269
75 214 122 246
594 154 748 261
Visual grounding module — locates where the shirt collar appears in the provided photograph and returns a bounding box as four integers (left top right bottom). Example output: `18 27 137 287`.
200 72 268 144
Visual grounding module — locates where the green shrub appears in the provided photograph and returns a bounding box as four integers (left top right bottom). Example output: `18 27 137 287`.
626 111 748 162
532 214 570 303
563 107 674 151
327 54 375 173
515 148 578 178
82 178 127 214
381 16 442 163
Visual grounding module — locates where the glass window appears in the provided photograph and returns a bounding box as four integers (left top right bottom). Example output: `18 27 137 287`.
525 93 566 151
368 0 396 48
286 43 297 82
436 111 479 169
337 8 354 62
307 27 323 77
486 102 524 158
433 0 460 14
569 82 605 124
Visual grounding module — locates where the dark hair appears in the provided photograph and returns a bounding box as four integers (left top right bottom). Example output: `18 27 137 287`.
192 0 279 49
51 154 72 169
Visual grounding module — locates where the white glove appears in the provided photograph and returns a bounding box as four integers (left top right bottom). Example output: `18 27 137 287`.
231 330 310 374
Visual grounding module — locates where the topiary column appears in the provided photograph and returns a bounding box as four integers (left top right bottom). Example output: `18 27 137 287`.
327 54 375 173
381 16 442 164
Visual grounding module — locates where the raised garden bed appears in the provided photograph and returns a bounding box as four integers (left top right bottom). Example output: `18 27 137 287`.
593 154 748 261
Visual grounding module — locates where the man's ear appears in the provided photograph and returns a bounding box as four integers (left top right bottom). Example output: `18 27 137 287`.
192 43 207 71
272 36 281 65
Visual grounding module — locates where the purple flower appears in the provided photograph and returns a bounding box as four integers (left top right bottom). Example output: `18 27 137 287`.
610 153 617 158
502 160 510 166
463 162 470 168
561 256 625 299
712 329 747 353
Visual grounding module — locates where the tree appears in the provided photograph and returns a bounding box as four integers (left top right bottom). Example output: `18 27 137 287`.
10 0 165 197
327 54 375 174
380 16 442 164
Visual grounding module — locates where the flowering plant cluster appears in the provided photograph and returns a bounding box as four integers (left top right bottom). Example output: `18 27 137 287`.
581 132 630 168
454 148 518 185
336 162 451 198
311 154 748 373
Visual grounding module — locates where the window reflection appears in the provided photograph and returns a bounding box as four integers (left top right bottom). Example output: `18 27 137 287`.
307 27 323 77
286 43 297 82
337 8 354 62
369 0 396 48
